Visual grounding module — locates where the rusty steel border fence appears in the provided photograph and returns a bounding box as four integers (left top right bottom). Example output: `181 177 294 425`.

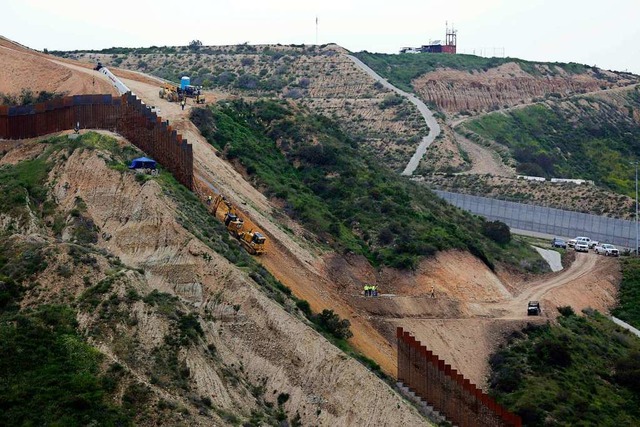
397 327 521 427
0 93 193 190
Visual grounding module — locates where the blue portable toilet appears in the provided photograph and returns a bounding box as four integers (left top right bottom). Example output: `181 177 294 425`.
129 157 157 170
180 76 190 90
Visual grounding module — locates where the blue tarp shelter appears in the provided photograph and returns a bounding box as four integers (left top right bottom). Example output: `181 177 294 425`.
129 157 157 169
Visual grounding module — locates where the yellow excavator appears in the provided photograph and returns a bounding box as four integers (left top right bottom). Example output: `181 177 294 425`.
223 212 244 237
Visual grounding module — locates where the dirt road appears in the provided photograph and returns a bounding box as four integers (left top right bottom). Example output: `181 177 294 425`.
346 55 441 176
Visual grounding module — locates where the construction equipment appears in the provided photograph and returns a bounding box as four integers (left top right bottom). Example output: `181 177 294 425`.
238 230 267 255
159 83 182 102
224 212 244 237
202 189 267 255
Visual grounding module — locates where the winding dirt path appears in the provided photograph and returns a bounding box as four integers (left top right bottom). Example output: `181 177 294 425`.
454 131 514 176
346 54 441 176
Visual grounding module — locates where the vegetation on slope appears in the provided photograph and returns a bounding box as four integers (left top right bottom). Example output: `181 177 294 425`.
0 132 374 424
191 99 545 272
0 304 131 426
54 43 327 90
0 143 131 425
461 91 640 196
353 52 595 93
0 89 65 106
612 258 640 329
488 309 640 426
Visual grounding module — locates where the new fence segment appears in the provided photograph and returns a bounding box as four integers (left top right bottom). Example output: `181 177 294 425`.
397 327 521 427
0 93 192 190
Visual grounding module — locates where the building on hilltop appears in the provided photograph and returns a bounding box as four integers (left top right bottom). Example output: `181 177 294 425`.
400 23 457 54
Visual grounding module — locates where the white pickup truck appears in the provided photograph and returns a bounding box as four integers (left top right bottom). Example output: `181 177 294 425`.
594 243 619 256
568 236 598 249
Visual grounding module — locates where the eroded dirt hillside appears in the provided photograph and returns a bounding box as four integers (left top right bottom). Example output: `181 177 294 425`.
413 62 638 114
0 36 116 96
3 138 430 426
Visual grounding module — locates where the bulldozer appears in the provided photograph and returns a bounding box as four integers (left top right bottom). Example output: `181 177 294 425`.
224 212 244 237
205 192 267 255
238 230 267 255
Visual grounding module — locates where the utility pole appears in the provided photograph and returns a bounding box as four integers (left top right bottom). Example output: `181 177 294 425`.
636 162 638 256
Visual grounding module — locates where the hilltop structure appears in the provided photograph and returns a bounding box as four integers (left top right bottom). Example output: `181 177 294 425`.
401 23 457 54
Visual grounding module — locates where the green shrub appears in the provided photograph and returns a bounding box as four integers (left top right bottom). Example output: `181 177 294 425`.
314 309 352 340
482 220 511 244
488 312 640 426
612 258 640 328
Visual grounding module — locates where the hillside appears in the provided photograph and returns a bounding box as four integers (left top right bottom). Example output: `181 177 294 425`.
354 51 639 115
353 51 640 217
60 44 428 173
488 309 640 426
0 132 429 426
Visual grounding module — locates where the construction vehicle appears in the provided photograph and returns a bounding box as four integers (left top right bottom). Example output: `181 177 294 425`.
159 83 182 102
205 192 266 255
238 230 267 255
224 212 244 237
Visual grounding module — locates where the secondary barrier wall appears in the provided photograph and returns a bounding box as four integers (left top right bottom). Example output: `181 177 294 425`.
436 190 637 249
397 327 521 427
0 93 193 190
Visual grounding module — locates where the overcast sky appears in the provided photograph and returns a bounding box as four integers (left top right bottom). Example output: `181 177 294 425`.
4 0 640 73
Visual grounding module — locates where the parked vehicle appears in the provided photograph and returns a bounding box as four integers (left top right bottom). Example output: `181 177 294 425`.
569 236 594 249
527 301 541 316
575 241 589 252
552 238 567 249
594 243 619 256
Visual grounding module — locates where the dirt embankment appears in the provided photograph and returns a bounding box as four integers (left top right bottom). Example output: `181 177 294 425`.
413 62 638 114
40 145 430 426
0 36 116 96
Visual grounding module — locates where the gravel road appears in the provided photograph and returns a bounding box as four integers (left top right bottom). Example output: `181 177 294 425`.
346 55 441 176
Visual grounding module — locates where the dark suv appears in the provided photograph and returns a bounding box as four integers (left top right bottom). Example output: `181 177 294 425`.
528 301 541 316
552 238 567 249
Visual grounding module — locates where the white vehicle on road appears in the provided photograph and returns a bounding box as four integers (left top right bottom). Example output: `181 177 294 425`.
569 236 596 249
594 243 619 256
575 241 589 252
